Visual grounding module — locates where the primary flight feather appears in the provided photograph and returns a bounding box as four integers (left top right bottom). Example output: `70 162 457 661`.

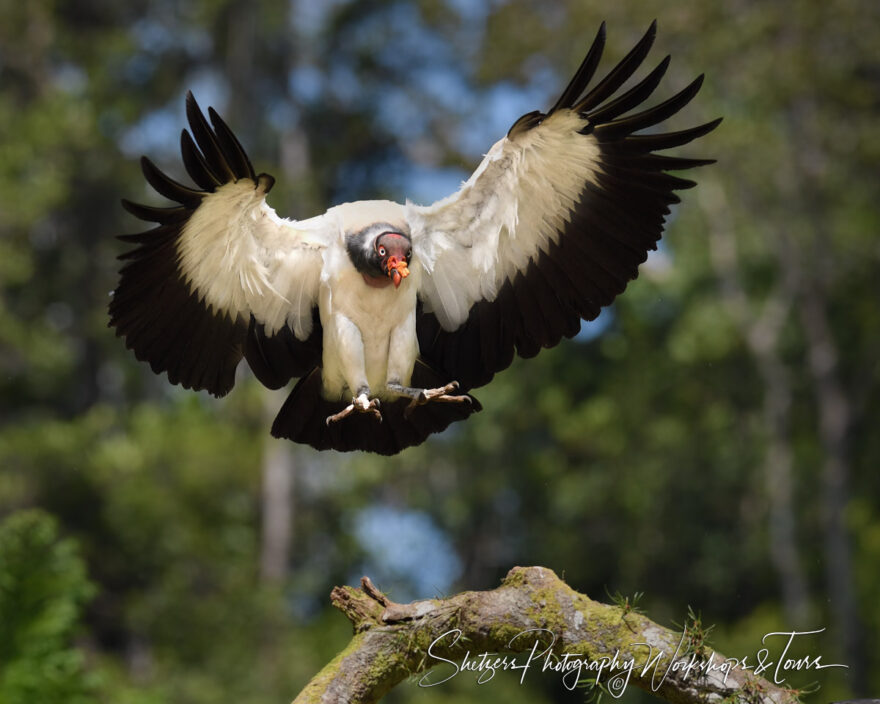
110 22 720 455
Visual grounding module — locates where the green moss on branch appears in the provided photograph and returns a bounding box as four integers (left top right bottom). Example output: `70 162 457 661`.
292 566 800 704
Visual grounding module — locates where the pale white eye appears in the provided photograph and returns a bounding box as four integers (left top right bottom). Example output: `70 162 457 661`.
378 246 386 257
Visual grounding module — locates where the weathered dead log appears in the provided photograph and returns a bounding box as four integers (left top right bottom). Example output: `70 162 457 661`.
292 566 803 704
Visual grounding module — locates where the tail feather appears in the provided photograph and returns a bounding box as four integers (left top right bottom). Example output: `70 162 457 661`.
271 362 481 455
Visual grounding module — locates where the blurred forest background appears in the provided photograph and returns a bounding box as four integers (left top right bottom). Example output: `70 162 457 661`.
1 0 878 702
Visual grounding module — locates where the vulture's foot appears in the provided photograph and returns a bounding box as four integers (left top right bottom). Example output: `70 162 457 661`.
387 381 472 419
325 393 382 425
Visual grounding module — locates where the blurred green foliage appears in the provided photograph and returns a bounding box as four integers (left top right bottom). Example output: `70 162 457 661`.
1 0 878 702
0 510 96 704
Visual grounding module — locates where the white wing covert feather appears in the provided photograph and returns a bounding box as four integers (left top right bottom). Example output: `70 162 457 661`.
409 21 720 392
178 182 328 340
111 22 720 454
110 92 330 396
408 110 600 331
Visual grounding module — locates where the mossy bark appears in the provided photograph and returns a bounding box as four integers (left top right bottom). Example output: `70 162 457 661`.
292 566 800 704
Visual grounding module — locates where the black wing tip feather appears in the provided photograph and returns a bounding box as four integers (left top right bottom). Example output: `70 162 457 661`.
423 21 719 394
207 105 257 181
183 92 237 184
516 20 716 145
244 317 322 390
180 90 261 189
592 73 706 142
584 54 671 125
257 173 276 193
548 20 608 114
121 91 263 217
138 155 204 206
119 198 187 224
111 92 263 398
634 19 659 54
108 240 248 397
637 20 658 55
694 116 723 140
119 197 139 216
623 116 722 153
120 91 261 220
569 19 660 115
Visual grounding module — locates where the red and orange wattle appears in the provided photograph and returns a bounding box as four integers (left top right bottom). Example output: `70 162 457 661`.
387 255 410 288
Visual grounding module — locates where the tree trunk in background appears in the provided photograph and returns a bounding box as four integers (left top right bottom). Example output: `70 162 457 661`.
798 281 863 691
757 351 811 625
780 89 865 689
260 428 295 583
699 182 811 626
219 0 296 586
223 0 256 127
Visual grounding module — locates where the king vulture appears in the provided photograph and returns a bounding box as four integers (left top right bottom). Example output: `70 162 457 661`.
110 22 720 455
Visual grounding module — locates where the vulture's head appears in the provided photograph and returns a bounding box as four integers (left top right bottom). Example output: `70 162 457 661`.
346 222 412 289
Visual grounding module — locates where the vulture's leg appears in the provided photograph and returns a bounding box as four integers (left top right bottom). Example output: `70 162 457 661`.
386 381 472 419
325 386 382 425
324 314 383 425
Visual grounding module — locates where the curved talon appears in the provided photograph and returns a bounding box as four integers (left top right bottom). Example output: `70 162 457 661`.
325 395 383 425
402 381 471 419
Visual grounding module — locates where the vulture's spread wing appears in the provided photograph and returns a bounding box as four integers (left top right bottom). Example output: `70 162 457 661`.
110 93 329 396
410 22 720 390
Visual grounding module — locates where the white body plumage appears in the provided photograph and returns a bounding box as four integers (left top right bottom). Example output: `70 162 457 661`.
111 21 719 454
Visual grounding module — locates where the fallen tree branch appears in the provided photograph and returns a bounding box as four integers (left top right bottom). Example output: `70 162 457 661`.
293 566 801 704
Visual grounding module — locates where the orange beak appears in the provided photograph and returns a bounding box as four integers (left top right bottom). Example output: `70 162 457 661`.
387 256 410 289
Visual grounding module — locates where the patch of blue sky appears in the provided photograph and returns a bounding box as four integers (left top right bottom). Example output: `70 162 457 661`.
455 73 557 156
373 88 428 142
119 72 227 160
575 308 613 343
131 18 175 54
52 63 88 95
131 16 210 58
645 238 674 273
119 107 181 158
266 98 298 132
380 4 453 61
372 74 472 146
352 505 462 601
412 65 474 113
395 164 469 206
324 63 362 107
446 0 492 24
288 64 325 104
289 0 347 35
